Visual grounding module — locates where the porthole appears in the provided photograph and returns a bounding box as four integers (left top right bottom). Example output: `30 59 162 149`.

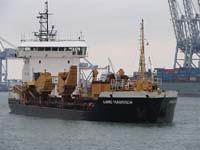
39 60 41 64
68 60 70 64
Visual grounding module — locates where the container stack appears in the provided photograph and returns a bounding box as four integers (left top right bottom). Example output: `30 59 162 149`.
155 68 200 82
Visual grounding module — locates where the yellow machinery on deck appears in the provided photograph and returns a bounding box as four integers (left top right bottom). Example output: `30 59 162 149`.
57 72 68 95
59 65 77 98
35 72 53 94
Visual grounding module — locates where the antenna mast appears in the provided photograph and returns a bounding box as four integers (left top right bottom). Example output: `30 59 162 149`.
34 1 56 41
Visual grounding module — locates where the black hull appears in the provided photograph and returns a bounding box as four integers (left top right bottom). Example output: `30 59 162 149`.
8 97 177 123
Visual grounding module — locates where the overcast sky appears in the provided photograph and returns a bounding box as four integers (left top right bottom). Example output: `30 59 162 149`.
0 0 179 79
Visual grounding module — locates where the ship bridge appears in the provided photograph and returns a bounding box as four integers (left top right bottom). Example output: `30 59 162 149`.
17 40 87 58
19 40 88 82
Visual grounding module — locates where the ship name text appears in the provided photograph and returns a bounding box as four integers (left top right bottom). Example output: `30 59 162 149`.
102 100 133 105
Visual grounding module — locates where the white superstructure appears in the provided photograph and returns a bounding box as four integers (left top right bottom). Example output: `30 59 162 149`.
17 40 87 82
16 1 87 83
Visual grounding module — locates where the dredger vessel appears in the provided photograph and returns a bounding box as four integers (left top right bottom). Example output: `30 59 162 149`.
8 2 177 123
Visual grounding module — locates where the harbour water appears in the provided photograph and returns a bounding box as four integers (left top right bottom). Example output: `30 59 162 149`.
0 92 199 150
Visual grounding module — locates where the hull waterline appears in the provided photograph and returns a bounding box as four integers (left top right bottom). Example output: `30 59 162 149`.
8 96 177 123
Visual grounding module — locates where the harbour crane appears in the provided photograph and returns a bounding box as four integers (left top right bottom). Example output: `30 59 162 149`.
168 0 188 68
168 0 200 68
0 36 16 86
183 0 200 67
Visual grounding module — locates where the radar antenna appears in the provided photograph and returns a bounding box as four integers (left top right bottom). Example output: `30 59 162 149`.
34 1 57 41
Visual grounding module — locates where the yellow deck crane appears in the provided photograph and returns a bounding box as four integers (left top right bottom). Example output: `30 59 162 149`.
139 19 146 81
135 19 151 91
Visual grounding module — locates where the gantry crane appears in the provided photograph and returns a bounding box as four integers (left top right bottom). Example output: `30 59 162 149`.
168 0 188 68
168 0 200 68
0 36 16 86
183 0 200 67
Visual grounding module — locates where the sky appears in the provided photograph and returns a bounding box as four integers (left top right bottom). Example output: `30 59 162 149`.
0 0 178 79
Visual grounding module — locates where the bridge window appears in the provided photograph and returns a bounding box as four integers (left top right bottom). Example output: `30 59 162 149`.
77 48 82 55
45 47 51 51
81 47 87 55
31 47 37 51
52 47 58 51
38 47 44 51
59 47 64 51
70 47 87 55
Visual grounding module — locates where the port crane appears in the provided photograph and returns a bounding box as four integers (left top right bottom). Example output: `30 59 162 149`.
183 0 200 67
168 0 200 68
0 36 16 86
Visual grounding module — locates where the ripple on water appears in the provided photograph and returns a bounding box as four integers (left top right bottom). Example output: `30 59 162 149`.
0 93 200 150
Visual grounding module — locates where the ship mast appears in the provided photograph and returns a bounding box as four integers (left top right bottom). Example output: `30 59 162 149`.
139 19 146 80
34 1 56 41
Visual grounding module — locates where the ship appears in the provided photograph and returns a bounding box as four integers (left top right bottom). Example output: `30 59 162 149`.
8 1 177 123
154 68 200 97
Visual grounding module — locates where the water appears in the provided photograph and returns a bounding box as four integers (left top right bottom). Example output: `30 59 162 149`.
0 92 200 150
